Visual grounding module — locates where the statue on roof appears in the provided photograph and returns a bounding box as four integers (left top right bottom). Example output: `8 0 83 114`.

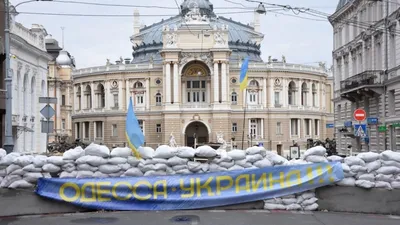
282 55 286 63
319 61 326 71
214 32 225 46
184 5 209 24
106 59 110 66
166 33 177 48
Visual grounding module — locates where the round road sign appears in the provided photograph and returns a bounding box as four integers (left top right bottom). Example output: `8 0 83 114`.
354 108 366 121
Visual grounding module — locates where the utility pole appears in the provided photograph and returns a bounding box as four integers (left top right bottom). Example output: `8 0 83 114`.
3 0 13 153
383 0 389 151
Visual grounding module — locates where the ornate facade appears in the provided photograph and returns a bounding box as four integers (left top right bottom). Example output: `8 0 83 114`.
330 0 400 154
9 10 52 153
72 0 334 157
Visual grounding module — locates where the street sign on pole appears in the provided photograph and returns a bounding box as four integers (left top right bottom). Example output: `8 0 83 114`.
354 124 367 137
354 108 367 122
39 97 58 104
41 120 54 133
40 105 55 119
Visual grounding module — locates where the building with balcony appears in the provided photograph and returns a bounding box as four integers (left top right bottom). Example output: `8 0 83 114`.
9 8 53 153
72 0 334 156
330 0 400 154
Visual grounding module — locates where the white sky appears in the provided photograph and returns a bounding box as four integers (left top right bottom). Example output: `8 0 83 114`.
11 0 338 69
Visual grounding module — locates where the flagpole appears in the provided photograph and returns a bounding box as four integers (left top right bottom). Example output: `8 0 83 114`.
241 89 248 149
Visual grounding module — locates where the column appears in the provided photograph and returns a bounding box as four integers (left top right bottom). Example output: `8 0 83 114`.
73 86 77 110
261 118 264 139
221 62 227 102
207 81 211 104
173 62 179 104
118 80 123 110
298 119 301 137
263 78 267 107
307 81 312 107
213 62 219 103
145 78 150 110
297 80 302 106
94 121 97 140
80 84 85 109
165 62 171 104
125 80 130 109
182 82 186 104
90 82 95 109
105 81 110 110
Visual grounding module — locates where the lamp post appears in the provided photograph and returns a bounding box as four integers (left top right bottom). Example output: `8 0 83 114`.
3 0 53 153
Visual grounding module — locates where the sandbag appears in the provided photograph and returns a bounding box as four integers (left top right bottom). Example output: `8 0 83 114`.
108 157 128 165
22 164 42 172
195 145 217 158
350 165 367 173
264 203 286 210
265 152 287 165
154 145 177 159
336 177 356 186
209 163 227 172
86 156 108 167
303 146 326 158
109 171 124 177
246 146 265 155
124 168 143 177
99 165 121 174
0 169 6 177
219 161 235 169
282 198 297 205
375 174 394 182
355 180 375 189
327 155 344 162
301 192 315 200
0 153 21 166
345 156 366 166
0 175 21 188
6 164 22 175
264 198 283 204
119 163 131 171
167 156 188 166
154 163 168 171
84 143 110 158
381 160 400 168
144 158 168 165
33 155 47 167
176 147 195 158
341 163 350 173
144 170 167 176
358 173 375 182
93 171 109 178
375 181 392 190
172 164 188 171
127 156 140 166
77 163 98 172
376 166 400 175
246 154 263 163
213 155 233 163
227 150 246 160
391 181 400 189
286 204 302 210
228 165 244 171
23 172 43 183
63 147 84 160
235 159 250 167
381 150 400 162
10 169 25 176
366 161 381 173
110 147 132 158
42 164 61 173
187 161 202 172
47 156 65 166
13 155 34 167
138 147 155 159
253 159 273 168
357 152 380 162
301 197 318 206
76 171 94 179
62 163 76 173
305 155 328 163
8 180 33 189
0 149 7 158
304 203 319 211
60 171 78 178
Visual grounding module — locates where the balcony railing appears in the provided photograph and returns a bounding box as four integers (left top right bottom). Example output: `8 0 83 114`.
182 103 211 109
340 70 382 91
247 105 263 110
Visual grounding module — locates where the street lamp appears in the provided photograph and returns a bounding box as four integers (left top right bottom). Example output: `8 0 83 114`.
3 0 54 153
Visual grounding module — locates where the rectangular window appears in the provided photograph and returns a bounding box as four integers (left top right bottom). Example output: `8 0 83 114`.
112 124 117 137
136 95 144 104
62 95 66 106
113 94 119 108
84 122 90 139
389 90 395 115
78 96 81 110
276 122 281 135
61 119 66 130
314 119 320 136
232 123 238 132
274 92 280 105
250 119 257 136
291 119 298 136
96 121 103 138
156 124 162 133
305 119 311 136
138 120 144 133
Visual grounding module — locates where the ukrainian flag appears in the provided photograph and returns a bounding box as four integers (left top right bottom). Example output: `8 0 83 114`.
239 57 249 91
126 97 145 158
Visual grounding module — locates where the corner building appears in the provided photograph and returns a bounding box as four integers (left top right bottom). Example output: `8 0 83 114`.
72 0 334 156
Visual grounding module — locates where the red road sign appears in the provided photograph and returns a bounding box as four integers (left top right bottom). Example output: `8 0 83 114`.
354 108 366 121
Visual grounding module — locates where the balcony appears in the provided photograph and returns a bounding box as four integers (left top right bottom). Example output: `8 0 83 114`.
247 105 263 110
181 103 211 109
340 70 384 102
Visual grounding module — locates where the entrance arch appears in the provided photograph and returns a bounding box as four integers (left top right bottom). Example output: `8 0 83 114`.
184 121 209 148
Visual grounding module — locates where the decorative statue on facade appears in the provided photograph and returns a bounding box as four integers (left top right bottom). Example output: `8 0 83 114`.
319 61 326 71
268 56 272 63
169 132 177 148
214 32 225 46
166 33 177 48
216 132 227 150
282 55 286 63
184 5 209 24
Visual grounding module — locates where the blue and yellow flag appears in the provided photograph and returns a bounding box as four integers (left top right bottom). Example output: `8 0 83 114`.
239 57 249 91
126 97 145 158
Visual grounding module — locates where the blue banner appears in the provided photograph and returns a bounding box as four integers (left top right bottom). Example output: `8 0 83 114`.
36 162 344 211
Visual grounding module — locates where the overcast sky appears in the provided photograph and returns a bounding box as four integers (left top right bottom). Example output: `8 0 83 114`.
11 0 338 69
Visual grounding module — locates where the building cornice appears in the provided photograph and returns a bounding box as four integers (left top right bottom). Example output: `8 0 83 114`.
11 33 53 61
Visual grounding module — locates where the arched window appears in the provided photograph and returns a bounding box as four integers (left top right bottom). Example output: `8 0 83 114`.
301 82 308 106
155 93 162 106
30 77 36 116
312 83 317 107
76 86 82 110
231 92 237 105
85 85 92 109
96 83 105 108
288 81 296 105
134 81 143 88
23 74 29 116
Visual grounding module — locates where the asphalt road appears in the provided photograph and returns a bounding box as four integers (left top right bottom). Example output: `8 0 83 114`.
1 210 399 225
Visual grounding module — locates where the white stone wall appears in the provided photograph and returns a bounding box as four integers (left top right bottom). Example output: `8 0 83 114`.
10 17 52 153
